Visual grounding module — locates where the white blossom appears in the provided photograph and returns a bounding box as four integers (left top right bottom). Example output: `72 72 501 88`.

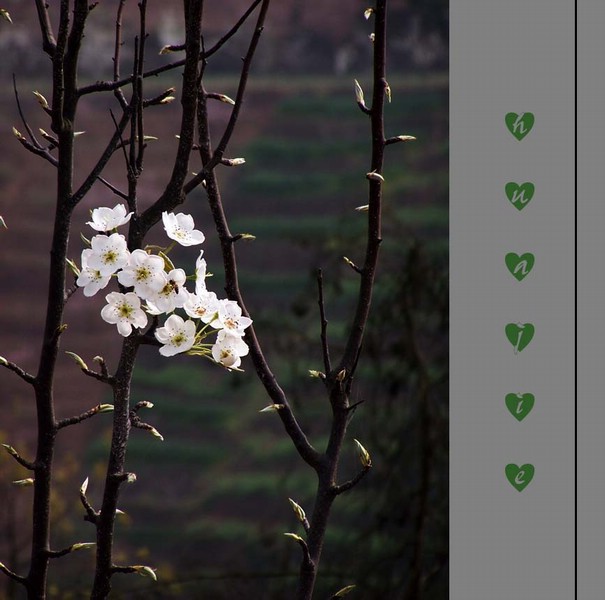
117 249 167 299
183 289 219 323
87 204 133 232
194 250 207 295
154 314 197 357
101 292 148 337
211 299 252 335
87 233 130 276
146 268 188 314
211 329 249 369
162 211 205 246
76 249 112 297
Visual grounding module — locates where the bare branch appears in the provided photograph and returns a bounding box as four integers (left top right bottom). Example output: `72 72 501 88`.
332 465 372 496
1 444 35 470
0 561 26 585
57 404 115 430
316 269 331 374
34 0 57 56
0 357 36 384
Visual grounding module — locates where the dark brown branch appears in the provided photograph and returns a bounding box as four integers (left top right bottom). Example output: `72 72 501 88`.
78 0 263 97
34 0 57 56
13 76 42 146
57 404 114 430
2 444 35 470
112 0 128 109
184 0 272 195
0 358 35 384
203 0 263 59
332 465 371 496
316 269 331 374
0 562 26 585
71 110 131 207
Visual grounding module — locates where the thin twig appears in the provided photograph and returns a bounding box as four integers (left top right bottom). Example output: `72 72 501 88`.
0 562 26 585
0 359 36 384
332 466 372 496
57 404 114 430
316 269 331 374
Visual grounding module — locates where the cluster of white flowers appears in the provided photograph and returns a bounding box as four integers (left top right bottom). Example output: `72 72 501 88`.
75 204 251 369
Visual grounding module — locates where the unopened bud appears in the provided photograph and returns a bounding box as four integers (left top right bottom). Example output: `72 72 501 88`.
80 477 89 495
283 532 304 543
385 82 392 103
73 131 86 137
364 8 373 19
0 215 6 229
366 171 384 182
223 157 246 166
98 404 114 413
354 79 365 106
353 438 372 468
396 135 416 142
259 404 285 413
239 233 256 241
65 258 81 277
369 33 376 42
125 473 137 484
149 427 164 441
159 96 175 104
0 356 7 366
71 542 95 552
12 478 34 487
0 9 12 23
308 370 326 379
2 444 18 457
355 205 369 212
288 498 307 523
33 91 49 109
334 584 357 597
115 509 126 516
159 45 175 55
336 369 347 382
12 127 24 141
133 565 157 581
65 351 88 371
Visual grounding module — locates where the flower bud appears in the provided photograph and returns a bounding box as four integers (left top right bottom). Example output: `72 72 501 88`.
364 8 373 19
259 404 284 413
354 79 365 106
33 91 49 109
159 96 175 104
12 478 34 486
308 370 326 379
334 584 357 597
355 205 369 212
126 473 137 484
336 369 347 382
133 565 157 581
0 356 7 366
366 171 384 182
98 404 114 413
369 33 376 42
80 477 89 495
288 498 307 523
223 157 246 166
71 542 96 552
385 82 392 103
65 351 88 371
2 444 18 457
149 427 164 441
12 126 25 141
239 233 256 241
0 215 6 229
0 9 12 23
283 532 304 543
353 438 372 468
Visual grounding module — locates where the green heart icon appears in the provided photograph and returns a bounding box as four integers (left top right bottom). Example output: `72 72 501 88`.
505 182 535 211
505 393 535 421
505 112 535 140
505 463 534 492
505 322 535 354
505 253 535 281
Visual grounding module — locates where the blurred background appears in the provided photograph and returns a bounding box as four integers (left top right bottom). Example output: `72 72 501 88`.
0 1 448 598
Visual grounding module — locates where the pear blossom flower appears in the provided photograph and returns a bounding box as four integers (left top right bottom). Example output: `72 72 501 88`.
87 233 130 276
211 329 249 369
194 250 207 295
117 249 167 299
146 268 188 313
101 292 148 337
162 211 205 246
183 289 220 323
76 248 111 297
211 299 252 335
87 204 133 232
154 314 197 357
